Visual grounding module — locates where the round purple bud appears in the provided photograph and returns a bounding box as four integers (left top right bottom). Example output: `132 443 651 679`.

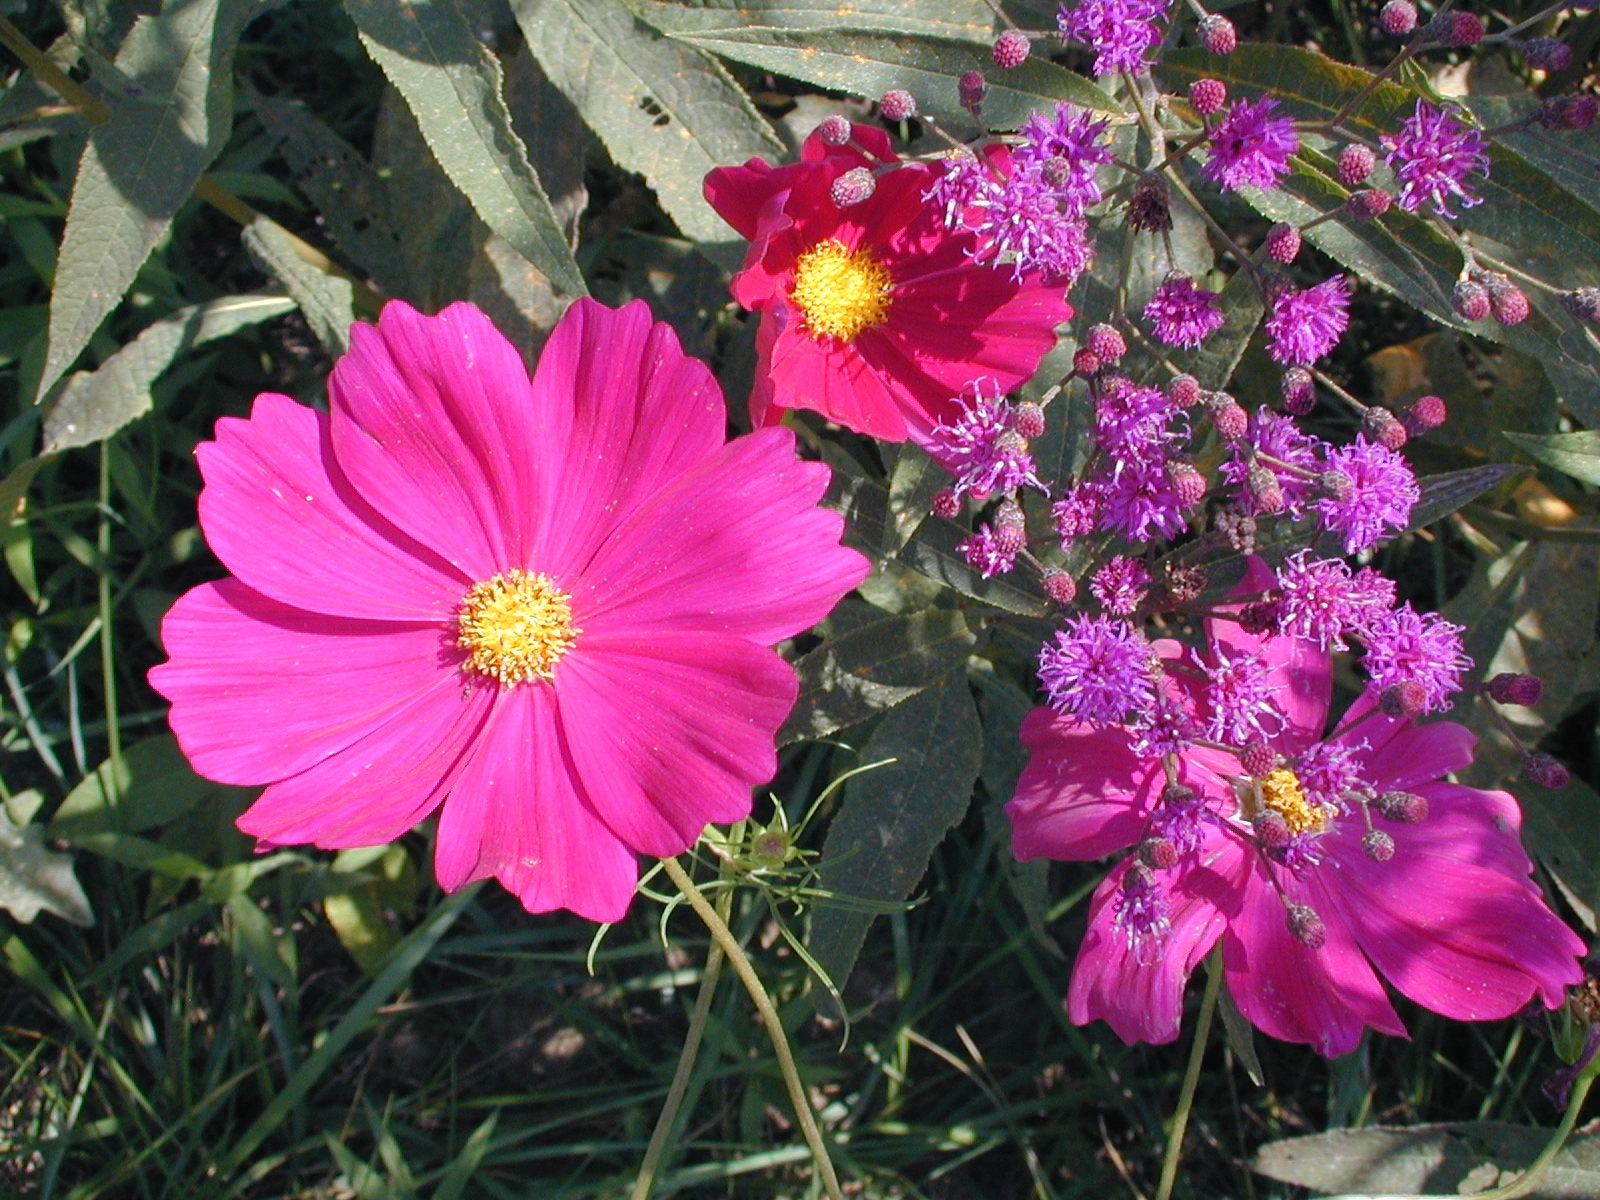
932 487 962 519
994 500 1027 554
1486 276 1531 326
1286 903 1328 949
1523 37 1574 73
1240 741 1276 776
830 167 876 207
878 89 916 122
1379 679 1429 719
1139 837 1181 869
1361 406 1409 450
1363 829 1396 862
1169 462 1207 507
1086 323 1126 362
1404 394 1448 435
1380 1 1418 36
1239 601 1280 637
1162 782 1197 806
1437 11 1485 46
1347 188 1392 221
1168 374 1201 406
1189 78 1227 117
1338 144 1376 185
1376 789 1429 823
1073 348 1101 377
1538 94 1600 131
1014 401 1046 440
1317 469 1355 503
1198 14 1237 55
817 115 852 146
1525 751 1571 789
1561 288 1600 326
992 28 1030 69
1247 463 1286 513
1042 568 1078 605
1281 366 1316 415
1210 397 1249 440
1264 222 1301 263
1452 278 1492 322
958 70 988 111
1253 809 1292 847
1487 672 1544 707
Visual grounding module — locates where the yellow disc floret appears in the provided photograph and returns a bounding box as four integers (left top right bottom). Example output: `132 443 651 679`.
791 238 893 341
1259 768 1329 836
457 569 579 685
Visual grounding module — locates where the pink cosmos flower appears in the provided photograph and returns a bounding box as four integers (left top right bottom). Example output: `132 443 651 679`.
149 299 868 923
703 123 1072 445
1007 560 1584 1056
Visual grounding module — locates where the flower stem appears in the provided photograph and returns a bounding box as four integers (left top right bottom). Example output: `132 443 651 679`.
1154 945 1224 1200
660 856 845 1200
629 873 730 1200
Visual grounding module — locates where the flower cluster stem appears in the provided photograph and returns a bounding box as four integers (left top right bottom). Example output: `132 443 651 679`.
1154 944 1224 1200
660 856 845 1200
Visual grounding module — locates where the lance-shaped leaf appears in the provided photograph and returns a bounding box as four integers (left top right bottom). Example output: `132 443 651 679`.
243 221 356 356
344 0 587 297
625 0 999 40
0 807 93 927
512 0 782 248
39 0 257 403
807 672 981 1010
43 293 294 454
1503 430 1600 487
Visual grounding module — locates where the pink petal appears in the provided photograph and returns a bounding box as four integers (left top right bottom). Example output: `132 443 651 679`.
434 686 640 923
529 299 730 577
328 301 559 579
764 313 911 441
1007 708 1156 862
196 393 465 620
149 580 457 786
1224 858 1405 1056
555 633 795 857
574 427 865 644
237 676 492 848
1067 852 1233 1044
1362 719 1477 790
703 156 779 241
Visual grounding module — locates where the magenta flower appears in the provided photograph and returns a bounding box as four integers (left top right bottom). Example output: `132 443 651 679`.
1007 560 1584 1056
1265 274 1352 365
1383 99 1491 219
1056 0 1173 76
1202 96 1300 193
1143 273 1225 348
149 299 868 923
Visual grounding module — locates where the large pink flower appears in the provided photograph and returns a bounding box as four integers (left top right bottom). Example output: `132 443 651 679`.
1007 562 1584 1057
704 123 1071 444
150 299 868 922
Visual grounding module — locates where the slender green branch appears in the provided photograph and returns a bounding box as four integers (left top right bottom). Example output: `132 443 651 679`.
0 16 109 123
660 856 845 1200
1154 945 1224 1200
97 448 122 807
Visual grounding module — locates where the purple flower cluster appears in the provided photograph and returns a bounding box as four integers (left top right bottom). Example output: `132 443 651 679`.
1056 0 1173 77
1144 273 1225 348
1383 100 1491 218
1202 96 1300 192
1265 275 1352 365
1038 613 1156 724
929 387 1044 499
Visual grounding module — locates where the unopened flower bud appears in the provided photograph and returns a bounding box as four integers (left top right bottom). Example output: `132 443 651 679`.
1380 1 1417 36
878 89 917 122
1523 37 1573 72
1169 462 1207 506
1379 679 1428 719
932 487 962 519
1286 903 1328 949
1403 394 1447 435
1264 222 1301 263
1281 367 1315 415
1254 809 1292 846
1216 508 1258 553
1376 789 1429 822
1452 277 1492 321
1247 464 1286 513
1240 741 1276 776
1487 278 1531 327
1165 563 1208 603
1086 323 1126 362
1073 348 1101 376
1431 11 1484 46
1189 78 1227 116
1347 188 1392 220
1040 155 1074 189
1239 600 1280 636
817 114 853 146
1042 568 1077 605
1198 14 1237 55
1487 672 1544 706
992 28 1030 69
1315 470 1353 503
1362 829 1396 862
1208 395 1249 440
1362 406 1408 449
1161 782 1197 806
830 167 876 207
1525 751 1571 789
1561 288 1600 326
958 70 988 110
1123 860 1157 893
1128 173 1173 233
994 499 1027 554
1168 374 1201 406
1338 144 1376 185
1139 837 1181 869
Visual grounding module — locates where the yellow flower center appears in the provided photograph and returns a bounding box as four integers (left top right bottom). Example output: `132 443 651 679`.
1259 768 1329 836
456 570 578 685
791 239 893 341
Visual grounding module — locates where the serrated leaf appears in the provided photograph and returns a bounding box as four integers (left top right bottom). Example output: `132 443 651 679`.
673 28 1120 126
42 293 294 454
1503 430 1600 487
626 0 998 40
512 0 782 248
243 220 356 355
0 808 93 927
39 0 256 403
344 0 587 297
52 734 246 839
808 672 981 1010
780 608 976 745
1406 463 1524 532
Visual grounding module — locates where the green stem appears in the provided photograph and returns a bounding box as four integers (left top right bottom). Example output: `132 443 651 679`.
660 856 845 1200
98 447 122 808
0 15 110 123
629 872 731 1200
1154 946 1224 1200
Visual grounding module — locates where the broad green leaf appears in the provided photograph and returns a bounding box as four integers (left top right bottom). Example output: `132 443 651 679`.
243 220 357 355
672 29 1120 126
344 0 587 297
512 0 782 248
52 734 246 838
779 608 977 745
1503 430 1600 487
0 807 93 926
627 0 998 40
807 672 981 1009
42 293 294 454
39 0 257 403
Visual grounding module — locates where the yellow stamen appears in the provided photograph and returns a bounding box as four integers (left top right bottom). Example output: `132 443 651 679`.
457 570 578 685
791 238 893 341
1259 768 1329 836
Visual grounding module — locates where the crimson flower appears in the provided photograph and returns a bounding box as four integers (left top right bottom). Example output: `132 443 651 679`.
1007 561 1583 1056
150 299 867 922
704 123 1071 444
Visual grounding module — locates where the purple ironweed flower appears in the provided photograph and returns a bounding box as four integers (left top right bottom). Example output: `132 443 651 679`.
1096 457 1191 542
1315 436 1418 554
1113 861 1172 964
1144 273 1226 348
1038 613 1157 724
1360 603 1470 713
1202 96 1300 192
1094 376 1187 455
1295 738 1369 811
1382 100 1491 219
966 164 1097 283
1275 550 1397 650
1220 409 1323 518
924 146 999 228
1201 642 1283 747
959 523 1021 577
1052 484 1101 541
1015 103 1113 217
929 388 1045 498
1092 555 1152 615
1056 0 1173 76
1130 693 1197 758
1266 274 1352 365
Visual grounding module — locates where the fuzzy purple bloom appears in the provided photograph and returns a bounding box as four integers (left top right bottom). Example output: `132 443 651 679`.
1052 485 1101 541
1144 274 1226 348
1275 550 1397 650
966 165 1097 283
929 389 1045 498
1360 603 1471 713
1056 0 1173 76
1383 100 1491 219
1038 614 1157 724
1203 96 1300 193
1315 437 1418 554
1265 275 1352 366
1015 103 1114 217
1201 642 1283 747
1092 555 1152 615
1220 409 1323 518
959 523 1021 578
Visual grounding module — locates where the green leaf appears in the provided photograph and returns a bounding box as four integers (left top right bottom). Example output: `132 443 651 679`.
52 734 245 838
39 0 257 403
344 0 587 297
780 608 977 745
41 294 294 454
671 28 1120 126
0 807 93 927
807 672 981 1010
1502 430 1600 487
242 220 357 355
511 0 782 248
626 0 999 40
1406 463 1524 532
